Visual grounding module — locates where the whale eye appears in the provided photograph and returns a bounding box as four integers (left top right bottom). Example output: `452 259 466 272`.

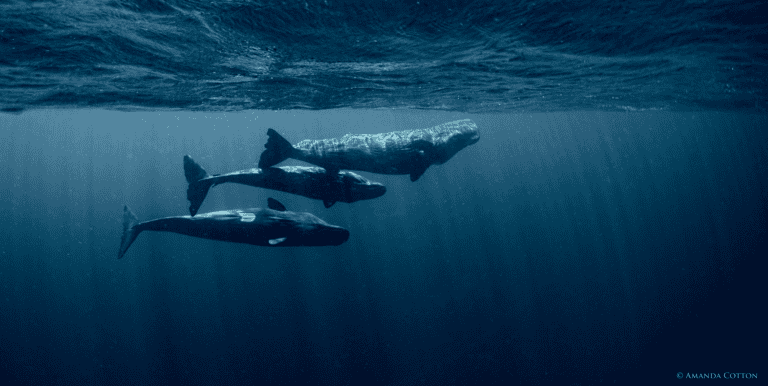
240 213 255 222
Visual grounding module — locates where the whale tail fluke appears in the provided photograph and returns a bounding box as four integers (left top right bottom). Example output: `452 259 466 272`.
118 205 141 259
258 129 294 169
183 155 213 216
184 155 209 183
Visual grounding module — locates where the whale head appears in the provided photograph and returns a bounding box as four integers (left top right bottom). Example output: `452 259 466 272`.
341 171 387 203
311 223 350 246
238 207 350 247
430 119 480 164
289 213 350 246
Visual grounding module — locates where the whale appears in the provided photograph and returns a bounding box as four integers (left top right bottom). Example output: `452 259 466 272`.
258 119 480 182
184 155 386 215
118 198 349 259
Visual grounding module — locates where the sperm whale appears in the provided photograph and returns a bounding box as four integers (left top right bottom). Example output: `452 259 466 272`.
184 155 386 214
118 198 349 259
258 119 480 182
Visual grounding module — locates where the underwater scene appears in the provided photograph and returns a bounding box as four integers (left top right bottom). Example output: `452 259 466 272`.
1 1 766 385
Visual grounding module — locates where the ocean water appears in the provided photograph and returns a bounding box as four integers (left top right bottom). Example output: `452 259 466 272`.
1 0 766 113
1 1 767 386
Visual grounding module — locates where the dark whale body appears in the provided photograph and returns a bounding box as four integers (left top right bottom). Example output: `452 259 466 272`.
258 119 480 182
118 199 349 259
184 155 386 215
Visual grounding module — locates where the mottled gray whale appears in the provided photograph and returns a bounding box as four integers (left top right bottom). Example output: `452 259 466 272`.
118 198 349 259
258 119 480 182
184 155 386 215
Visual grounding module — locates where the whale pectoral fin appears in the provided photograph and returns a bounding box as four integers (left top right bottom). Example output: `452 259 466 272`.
269 237 287 245
268 197 287 211
410 164 429 182
410 149 431 182
323 200 336 208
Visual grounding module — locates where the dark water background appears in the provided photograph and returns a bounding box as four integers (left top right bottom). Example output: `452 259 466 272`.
2 0 768 384
1 0 767 113
0 110 766 384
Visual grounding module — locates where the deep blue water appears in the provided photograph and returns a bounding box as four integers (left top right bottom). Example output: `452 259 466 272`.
2 1 768 385
1 110 766 385
1 0 767 112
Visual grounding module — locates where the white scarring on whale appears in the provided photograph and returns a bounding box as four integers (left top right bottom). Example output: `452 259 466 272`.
258 119 480 182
